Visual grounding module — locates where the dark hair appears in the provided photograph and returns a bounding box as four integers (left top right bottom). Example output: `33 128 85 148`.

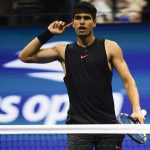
72 2 97 20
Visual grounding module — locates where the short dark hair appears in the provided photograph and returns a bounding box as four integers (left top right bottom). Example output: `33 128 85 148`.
72 2 97 20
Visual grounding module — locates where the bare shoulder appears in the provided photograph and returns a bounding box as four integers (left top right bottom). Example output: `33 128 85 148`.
53 43 67 60
53 43 67 51
105 39 123 57
105 39 121 50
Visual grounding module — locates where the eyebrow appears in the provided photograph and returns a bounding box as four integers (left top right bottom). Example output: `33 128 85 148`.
74 15 92 19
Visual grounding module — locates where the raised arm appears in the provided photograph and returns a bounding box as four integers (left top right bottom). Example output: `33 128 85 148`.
105 40 145 123
19 21 72 63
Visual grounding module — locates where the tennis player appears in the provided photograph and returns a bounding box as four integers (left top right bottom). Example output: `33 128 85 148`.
19 2 145 150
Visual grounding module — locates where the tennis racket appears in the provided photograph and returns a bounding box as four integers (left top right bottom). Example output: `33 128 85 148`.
117 110 147 144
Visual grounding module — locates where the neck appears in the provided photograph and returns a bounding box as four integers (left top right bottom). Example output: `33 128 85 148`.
77 35 95 48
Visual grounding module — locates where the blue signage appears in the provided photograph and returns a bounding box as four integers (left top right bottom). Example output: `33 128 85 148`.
0 23 150 125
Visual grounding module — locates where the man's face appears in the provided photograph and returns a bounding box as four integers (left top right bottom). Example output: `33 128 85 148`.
72 13 96 37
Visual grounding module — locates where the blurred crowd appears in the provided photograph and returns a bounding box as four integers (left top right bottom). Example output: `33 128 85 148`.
81 0 149 23
0 0 150 26
115 0 149 23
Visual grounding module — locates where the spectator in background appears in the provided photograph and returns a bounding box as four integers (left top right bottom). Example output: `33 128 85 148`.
115 0 148 23
80 0 113 23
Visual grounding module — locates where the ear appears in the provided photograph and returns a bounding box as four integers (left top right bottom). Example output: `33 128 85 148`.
93 19 97 28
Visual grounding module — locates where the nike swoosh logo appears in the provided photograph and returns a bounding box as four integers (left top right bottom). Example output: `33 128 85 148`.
81 54 89 59
116 145 121 149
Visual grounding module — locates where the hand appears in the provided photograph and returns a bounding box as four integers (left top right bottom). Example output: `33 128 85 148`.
131 110 145 124
48 21 72 35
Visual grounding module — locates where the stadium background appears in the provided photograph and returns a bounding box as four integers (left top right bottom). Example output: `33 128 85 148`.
0 23 150 125
0 1 150 149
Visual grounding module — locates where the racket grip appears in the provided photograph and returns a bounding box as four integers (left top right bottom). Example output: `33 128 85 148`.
130 109 147 124
129 116 140 124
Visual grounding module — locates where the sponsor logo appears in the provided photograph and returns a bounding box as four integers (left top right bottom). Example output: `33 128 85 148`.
81 54 89 59
3 41 71 82
0 92 124 124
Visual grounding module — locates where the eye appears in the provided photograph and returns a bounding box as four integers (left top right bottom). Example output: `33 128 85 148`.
83 16 91 20
74 16 81 20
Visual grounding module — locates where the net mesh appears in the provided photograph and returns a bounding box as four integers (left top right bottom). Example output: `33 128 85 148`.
0 125 150 150
0 134 67 150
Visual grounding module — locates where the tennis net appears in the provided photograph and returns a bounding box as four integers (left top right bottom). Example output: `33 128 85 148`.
0 124 150 150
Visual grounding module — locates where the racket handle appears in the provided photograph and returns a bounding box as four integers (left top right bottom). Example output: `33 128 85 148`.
130 109 147 123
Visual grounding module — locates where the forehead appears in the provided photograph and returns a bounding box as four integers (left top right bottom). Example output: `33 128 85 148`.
74 13 92 17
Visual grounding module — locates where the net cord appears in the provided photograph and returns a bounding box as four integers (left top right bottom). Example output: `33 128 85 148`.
0 124 150 134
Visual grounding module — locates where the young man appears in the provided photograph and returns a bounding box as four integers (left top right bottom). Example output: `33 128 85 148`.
19 2 145 150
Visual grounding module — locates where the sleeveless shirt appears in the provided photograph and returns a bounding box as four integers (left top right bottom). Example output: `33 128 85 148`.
64 38 116 124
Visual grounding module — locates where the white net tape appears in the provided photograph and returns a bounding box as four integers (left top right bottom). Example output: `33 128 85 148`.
0 124 150 134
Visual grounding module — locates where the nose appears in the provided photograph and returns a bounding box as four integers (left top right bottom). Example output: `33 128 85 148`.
80 17 85 24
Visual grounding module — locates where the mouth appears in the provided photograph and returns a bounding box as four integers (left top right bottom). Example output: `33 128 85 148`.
78 26 87 33
78 26 86 30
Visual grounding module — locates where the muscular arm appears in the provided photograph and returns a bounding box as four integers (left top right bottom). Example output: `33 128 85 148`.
19 37 61 63
19 38 66 63
105 40 145 123
19 21 72 63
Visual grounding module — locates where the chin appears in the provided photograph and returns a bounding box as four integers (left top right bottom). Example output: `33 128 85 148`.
78 35 89 39
78 33 88 37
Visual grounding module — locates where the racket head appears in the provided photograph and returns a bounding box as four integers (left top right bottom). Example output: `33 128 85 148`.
117 113 147 144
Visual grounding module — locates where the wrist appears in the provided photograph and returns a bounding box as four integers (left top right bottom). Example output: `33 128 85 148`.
37 28 54 44
133 106 141 112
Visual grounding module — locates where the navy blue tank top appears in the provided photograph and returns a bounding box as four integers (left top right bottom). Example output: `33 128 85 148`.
64 38 116 124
